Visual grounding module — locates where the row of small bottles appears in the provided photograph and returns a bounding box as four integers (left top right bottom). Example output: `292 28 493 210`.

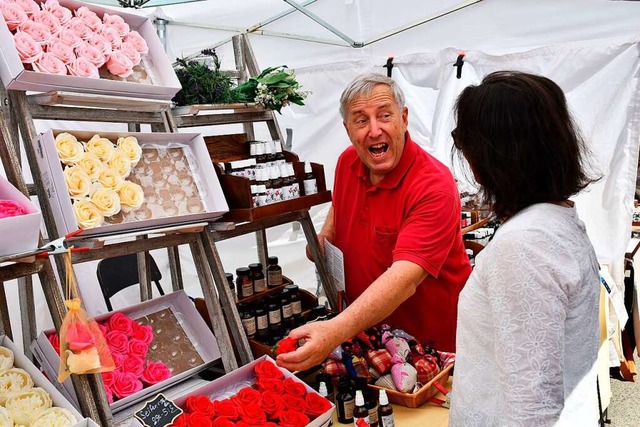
316 374 394 427
229 256 283 300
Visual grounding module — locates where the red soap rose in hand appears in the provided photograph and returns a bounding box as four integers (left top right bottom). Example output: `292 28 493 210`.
185 395 215 418
305 392 333 418
274 337 298 356
283 377 307 397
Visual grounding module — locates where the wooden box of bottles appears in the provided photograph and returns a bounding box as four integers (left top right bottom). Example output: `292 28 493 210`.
369 363 453 408
203 133 332 222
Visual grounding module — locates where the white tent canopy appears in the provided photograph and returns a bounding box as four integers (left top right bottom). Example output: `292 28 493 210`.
2 0 640 344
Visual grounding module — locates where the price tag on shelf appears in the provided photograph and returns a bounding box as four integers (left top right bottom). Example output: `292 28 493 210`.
134 393 182 427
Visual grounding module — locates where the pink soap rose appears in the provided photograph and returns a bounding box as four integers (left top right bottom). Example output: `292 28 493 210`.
33 52 67 75
47 39 75 64
66 321 95 351
67 16 93 40
131 322 153 345
47 4 72 26
75 42 105 67
106 330 129 354
108 312 134 335
54 27 83 48
75 6 102 31
141 361 171 385
103 384 114 404
111 351 126 369
13 31 43 63
67 56 99 78
124 30 148 55
12 0 39 16
0 2 28 31
106 49 133 78
101 369 116 387
127 338 149 359
20 20 52 45
0 199 27 219
102 12 125 26
87 33 112 57
99 25 121 49
121 356 145 377
105 21 129 38
119 40 140 66
112 371 143 399
31 10 61 35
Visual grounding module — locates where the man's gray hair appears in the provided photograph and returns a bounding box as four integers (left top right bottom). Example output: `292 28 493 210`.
339 73 406 120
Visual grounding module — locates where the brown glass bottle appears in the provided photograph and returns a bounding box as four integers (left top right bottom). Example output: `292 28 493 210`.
336 379 355 423
249 263 266 293
353 390 370 426
235 267 253 299
267 256 283 287
377 389 394 427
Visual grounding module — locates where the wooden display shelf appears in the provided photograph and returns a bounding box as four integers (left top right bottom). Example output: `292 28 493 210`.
236 276 295 305
461 216 491 235
172 103 260 116
222 191 332 222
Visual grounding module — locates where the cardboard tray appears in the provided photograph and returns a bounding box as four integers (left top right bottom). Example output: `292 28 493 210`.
204 134 332 222
0 0 180 100
30 291 222 414
0 175 42 257
34 129 229 238
0 335 89 425
369 363 454 408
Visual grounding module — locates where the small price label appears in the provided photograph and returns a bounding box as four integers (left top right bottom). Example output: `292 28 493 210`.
134 393 182 427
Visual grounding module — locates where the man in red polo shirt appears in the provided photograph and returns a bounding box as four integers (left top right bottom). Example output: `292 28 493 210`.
277 73 471 372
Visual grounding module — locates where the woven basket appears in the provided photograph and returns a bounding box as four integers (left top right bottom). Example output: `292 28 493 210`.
369 363 453 408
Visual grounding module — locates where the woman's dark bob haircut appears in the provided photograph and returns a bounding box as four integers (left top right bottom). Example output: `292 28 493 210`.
453 71 598 220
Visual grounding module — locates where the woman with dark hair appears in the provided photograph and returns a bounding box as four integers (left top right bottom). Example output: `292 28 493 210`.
449 71 601 426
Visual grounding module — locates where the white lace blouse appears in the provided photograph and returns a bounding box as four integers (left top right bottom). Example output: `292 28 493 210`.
450 203 600 427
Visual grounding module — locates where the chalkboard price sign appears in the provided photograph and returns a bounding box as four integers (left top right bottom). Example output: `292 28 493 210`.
134 393 183 427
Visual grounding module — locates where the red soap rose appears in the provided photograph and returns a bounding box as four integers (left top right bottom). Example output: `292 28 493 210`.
111 352 127 369
254 360 284 381
282 394 306 413
101 370 116 387
260 391 285 420
112 371 143 399
238 404 266 425
106 330 129 354
103 384 114 404
283 377 307 397
256 378 284 394
132 322 154 345
0 199 26 219
264 424 279 427
141 361 171 385
97 323 109 337
212 418 237 427
214 399 239 420
274 337 298 356
305 392 333 418
280 410 310 427
235 387 261 408
47 333 60 355
108 312 134 335
171 413 190 427
188 412 213 427
186 395 216 418
121 356 145 377
128 338 149 359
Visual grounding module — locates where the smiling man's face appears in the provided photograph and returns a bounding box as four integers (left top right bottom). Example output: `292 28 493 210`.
343 84 408 185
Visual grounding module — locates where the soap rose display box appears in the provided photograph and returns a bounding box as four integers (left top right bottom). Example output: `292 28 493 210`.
31 291 222 414
0 174 42 257
34 129 229 238
0 0 180 99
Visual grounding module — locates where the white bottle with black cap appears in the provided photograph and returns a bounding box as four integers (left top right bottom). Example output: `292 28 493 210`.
303 161 317 195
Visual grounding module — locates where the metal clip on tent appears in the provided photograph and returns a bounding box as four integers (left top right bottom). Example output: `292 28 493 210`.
36 229 90 257
453 52 465 79
383 57 394 78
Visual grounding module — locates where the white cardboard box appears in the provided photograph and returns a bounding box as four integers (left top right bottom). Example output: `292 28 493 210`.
31 290 222 413
0 0 180 100
0 175 42 257
35 129 229 238
0 335 90 425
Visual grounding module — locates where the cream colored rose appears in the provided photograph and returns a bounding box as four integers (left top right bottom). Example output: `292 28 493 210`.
0 407 10 426
107 149 132 178
0 346 14 372
75 152 103 180
116 136 142 166
55 132 84 166
118 180 144 212
6 387 52 426
84 134 115 162
31 407 78 427
73 200 104 229
63 166 92 199
0 368 33 405
98 168 125 191
90 187 121 217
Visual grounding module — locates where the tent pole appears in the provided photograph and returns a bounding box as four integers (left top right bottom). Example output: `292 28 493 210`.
281 0 361 47
247 0 318 33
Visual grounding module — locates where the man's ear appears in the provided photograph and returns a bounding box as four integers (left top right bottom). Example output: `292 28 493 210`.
402 107 409 128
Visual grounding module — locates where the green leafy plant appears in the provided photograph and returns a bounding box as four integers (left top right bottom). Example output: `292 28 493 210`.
232 66 309 113
172 49 240 106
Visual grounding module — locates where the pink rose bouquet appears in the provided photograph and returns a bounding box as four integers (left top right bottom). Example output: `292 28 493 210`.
0 199 27 219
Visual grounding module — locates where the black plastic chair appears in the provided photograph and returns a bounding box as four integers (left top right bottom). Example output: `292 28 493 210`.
96 254 165 311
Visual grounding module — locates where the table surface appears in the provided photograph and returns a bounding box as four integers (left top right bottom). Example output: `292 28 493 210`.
332 378 452 426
